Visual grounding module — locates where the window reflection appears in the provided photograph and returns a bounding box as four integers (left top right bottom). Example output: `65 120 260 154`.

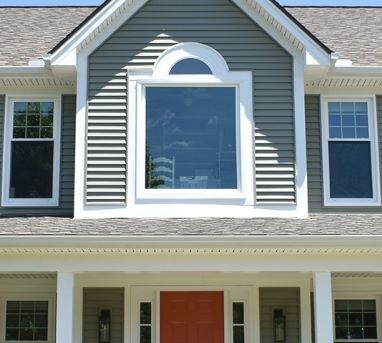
146 87 237 189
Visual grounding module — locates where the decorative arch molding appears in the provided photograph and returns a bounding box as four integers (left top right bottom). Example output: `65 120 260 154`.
152 42 230 78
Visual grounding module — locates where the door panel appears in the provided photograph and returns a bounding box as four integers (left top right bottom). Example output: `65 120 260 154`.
161 291 224 343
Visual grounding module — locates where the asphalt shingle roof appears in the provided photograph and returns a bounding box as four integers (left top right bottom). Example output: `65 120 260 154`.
286 6 382 66
0 5 381 66
0 7 95 66
0 215 381 236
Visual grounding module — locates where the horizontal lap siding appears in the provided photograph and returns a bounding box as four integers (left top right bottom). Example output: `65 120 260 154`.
260 287 300 343
83 288 124 343
88 0 295 204
306 94 382 213
0 95 75 216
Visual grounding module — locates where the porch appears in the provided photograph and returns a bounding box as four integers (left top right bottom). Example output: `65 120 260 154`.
1 271 381 343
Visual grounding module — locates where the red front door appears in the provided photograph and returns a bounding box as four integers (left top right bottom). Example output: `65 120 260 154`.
160 291 224 343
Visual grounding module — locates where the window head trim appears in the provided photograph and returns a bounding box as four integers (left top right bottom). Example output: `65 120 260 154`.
1 96 61 207
321 95 381 207
128 43 254 204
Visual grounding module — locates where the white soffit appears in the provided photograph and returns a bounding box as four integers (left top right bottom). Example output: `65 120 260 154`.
49 0 331 67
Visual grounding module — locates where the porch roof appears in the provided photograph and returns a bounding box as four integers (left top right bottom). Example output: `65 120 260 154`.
0 214 381 236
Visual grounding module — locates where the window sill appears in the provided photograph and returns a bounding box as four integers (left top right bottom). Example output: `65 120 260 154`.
324 198 381 207
1 198 59 207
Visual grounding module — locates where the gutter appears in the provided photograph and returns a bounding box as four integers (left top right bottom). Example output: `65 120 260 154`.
0 235 382 248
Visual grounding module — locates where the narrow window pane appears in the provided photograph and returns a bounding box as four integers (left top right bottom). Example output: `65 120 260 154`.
14 114 26 127
41 102 54 114
233 326 244 343
329 142 373 198
10 141 54 198
26 128 40 139
34 329 48 341
27 102 40 114
146 87 237 189
140 303 151 325
233 303 244 324
170 58 212 75
363 300 376 311
140 326 151 343
19 328 33 341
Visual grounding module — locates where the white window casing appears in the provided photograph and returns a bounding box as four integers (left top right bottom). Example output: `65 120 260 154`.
0 294 55 343
128 43 255 205
1 96 61 207
332 296 381 343
321 95 381 207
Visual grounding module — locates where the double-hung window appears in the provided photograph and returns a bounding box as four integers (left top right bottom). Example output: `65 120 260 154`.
322 97 380 206
2 97 61 207
129 43 254 205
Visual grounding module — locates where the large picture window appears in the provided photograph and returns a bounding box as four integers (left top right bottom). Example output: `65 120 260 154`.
146 86 237 190
131 42 254 203
322 98 380 206
2 97 61 207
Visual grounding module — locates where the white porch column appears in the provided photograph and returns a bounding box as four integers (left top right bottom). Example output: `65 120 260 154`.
56 272 75 343
313 272 334 343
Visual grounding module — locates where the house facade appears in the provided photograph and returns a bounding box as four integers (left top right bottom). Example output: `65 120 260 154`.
0 1 382 343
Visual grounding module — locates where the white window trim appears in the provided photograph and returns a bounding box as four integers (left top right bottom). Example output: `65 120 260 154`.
332 296 381 343
128 43 255 205
0 294 55 343
1 95 61 207
321 95 381 207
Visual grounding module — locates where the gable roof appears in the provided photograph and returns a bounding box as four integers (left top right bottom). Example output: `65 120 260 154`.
0 5 381 67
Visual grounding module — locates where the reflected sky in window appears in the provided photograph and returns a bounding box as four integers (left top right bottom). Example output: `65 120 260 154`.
146 87 237 189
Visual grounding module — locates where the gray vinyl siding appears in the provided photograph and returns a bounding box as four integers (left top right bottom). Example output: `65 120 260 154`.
260 287 300 343
87 0 295 204
83 288 124 343
306 94 382 213
0 94 75 216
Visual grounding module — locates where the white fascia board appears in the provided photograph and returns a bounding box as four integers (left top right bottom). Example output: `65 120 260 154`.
49 0 126 66
332 66 382 77
0 66 51 77
256 0 331 66
1 235 382 248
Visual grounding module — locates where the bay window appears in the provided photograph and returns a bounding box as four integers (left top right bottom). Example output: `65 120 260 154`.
322 97 380 206
2 97 61 207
